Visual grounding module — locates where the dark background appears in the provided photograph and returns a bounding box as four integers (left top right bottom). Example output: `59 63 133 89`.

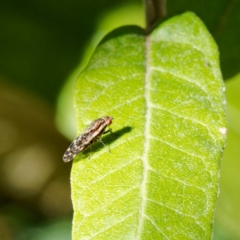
0 0 239 239
0 0 239 105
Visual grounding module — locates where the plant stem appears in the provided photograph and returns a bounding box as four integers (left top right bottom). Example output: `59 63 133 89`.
144 0 166 33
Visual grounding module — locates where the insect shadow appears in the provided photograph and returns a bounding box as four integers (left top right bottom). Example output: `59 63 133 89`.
80 126 132 159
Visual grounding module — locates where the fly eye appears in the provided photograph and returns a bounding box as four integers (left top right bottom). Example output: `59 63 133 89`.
106 119 112 125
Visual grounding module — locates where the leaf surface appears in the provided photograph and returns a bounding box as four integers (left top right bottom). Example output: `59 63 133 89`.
167 0 240 79
72 12 227 239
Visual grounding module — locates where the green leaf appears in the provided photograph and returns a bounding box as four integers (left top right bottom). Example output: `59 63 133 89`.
56 3 144 140
167 0 240 79
72 12 227 239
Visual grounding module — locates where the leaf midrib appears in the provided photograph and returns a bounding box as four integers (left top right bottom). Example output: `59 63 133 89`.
136 34 151 238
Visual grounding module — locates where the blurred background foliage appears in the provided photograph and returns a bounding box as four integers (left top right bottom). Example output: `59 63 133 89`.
0 0 240 239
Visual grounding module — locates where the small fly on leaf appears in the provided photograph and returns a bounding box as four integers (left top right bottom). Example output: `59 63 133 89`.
63 116 113 162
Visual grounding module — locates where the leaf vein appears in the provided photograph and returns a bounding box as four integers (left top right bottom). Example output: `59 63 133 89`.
144 214 170 239
88 212 138 239
148 167 208 193
146 198 206 232
80 186 139 220
150 103 216 142
150 66 216 108
149 136 205 160
81 158 140 189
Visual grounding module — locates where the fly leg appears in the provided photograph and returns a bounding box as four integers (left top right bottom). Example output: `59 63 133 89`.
103 128 112 134
103 127 118 138
99 138 110 153
87 145 92 159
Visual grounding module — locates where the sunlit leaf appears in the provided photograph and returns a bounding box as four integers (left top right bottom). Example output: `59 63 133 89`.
167 0 240 79
56 3 144 140
72 12 227 239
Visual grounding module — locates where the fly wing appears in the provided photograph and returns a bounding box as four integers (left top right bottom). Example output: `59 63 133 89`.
63 135 84 162
62 118 107 162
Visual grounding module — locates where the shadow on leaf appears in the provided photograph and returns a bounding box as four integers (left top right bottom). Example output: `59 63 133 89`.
74 126 132 161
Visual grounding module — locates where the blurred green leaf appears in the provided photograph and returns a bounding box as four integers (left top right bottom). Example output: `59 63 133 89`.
56 3 144 140
213 73 240 239
17 218 72 240
35 219 72 240
0 0 142 103
71 12 227 239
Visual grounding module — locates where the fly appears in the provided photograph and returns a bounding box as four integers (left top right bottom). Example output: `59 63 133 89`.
63 116 113 162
